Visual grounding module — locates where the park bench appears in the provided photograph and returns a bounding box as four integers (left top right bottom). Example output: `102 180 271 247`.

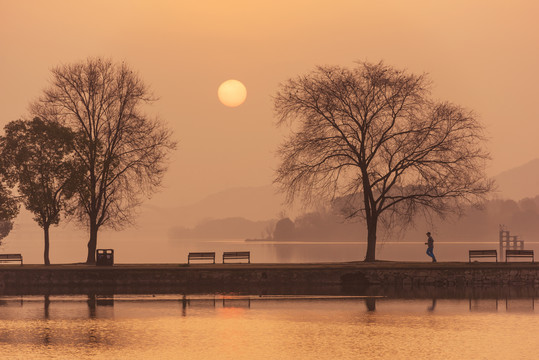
223 251 250 264
188 252 215 264
506 249 534 262
469 250 497 262
0 254 23 265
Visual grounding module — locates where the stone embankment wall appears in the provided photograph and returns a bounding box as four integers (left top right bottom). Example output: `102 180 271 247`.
0 263 537 295
352 266 539 287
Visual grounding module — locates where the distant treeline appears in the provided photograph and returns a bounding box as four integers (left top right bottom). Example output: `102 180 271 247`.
405 196 539 242
169 196 539 243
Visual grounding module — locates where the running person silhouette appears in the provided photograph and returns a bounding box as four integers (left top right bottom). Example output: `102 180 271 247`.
425 232 437 262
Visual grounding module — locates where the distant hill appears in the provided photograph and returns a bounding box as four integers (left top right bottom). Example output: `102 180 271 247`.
156 162 539 239
169 217 273 240
144 158 539 232
175 184 286 223
494 158 539 200
131 184 287 232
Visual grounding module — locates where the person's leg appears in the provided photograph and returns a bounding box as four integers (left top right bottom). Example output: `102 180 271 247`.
428 248 437 262
426 248 436 262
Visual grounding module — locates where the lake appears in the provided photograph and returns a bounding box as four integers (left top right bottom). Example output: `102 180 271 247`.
1 294 538 359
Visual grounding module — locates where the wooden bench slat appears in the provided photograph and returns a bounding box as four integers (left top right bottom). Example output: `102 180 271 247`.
469 250 497 255
223 252 250 257
506 250 533 255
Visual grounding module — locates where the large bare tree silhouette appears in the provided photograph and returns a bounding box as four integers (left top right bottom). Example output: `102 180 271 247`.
33 58 176 264
274 61 492 261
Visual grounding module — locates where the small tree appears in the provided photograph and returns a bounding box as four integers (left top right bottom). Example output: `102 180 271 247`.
274 61 492 261
0 183 19 246
32 57 176 264
0 118 78 264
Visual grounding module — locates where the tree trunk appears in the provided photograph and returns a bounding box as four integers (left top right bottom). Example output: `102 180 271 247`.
365 297 376 311
87 293 96 318
43 224 50 266
361 168 378 262
86 221 98 264
364 216 378 262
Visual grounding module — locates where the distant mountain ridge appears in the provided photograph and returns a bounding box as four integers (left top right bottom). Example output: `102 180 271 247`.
494 158 539 200
150 159 539 232
179 185 285 222
134 184 286 230
169 217 273 240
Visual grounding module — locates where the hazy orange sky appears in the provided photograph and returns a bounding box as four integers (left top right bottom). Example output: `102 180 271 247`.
2 0 539 207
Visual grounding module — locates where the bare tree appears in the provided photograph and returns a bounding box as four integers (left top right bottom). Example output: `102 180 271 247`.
274 61 492 261
1 117 78 264
32 57 176 264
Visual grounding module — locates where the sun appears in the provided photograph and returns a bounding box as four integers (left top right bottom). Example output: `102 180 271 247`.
218 79 247 107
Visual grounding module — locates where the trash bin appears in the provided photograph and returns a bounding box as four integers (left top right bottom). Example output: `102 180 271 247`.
96 249 114 266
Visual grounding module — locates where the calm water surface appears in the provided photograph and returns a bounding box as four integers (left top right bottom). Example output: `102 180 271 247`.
0 295 538 359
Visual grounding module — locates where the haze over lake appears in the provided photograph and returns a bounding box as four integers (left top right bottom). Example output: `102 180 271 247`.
5 158 539 265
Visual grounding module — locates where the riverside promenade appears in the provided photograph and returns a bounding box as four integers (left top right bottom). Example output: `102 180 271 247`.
0 262 539 296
